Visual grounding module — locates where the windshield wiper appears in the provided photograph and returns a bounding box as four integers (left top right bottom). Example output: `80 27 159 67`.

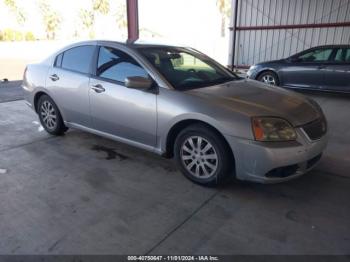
176 77 237 90
209 77 235 86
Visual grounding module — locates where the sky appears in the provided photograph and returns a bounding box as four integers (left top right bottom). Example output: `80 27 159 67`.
0 0 231 64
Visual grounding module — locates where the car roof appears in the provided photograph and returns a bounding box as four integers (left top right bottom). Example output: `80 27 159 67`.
43 39 190 65
309 44 350 49
288 44 349 57
80 39 185 49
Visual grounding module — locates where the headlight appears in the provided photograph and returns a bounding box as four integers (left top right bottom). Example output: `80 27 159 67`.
252 117 297 141
248 65 257 71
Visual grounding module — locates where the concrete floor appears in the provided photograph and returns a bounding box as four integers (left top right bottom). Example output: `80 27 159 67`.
0 81 24 103
0 88 349 255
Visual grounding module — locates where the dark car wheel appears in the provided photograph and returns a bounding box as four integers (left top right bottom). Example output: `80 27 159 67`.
257 71 279 86
38 95 68 135
174 124 233 186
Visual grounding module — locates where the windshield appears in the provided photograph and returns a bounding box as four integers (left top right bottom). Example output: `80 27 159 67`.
137 47 239 90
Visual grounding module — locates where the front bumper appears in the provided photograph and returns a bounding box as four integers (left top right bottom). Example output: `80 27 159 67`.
246 68 259 79
225 128 328 183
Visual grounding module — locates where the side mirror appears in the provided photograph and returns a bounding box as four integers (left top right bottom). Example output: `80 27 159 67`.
125 76 153 90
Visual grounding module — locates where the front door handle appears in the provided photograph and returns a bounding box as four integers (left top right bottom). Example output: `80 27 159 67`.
91 84 105 93
317 65 326 69
49 74 59 81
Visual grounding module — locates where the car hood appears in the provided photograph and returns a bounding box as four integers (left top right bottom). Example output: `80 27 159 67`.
187 79 322 126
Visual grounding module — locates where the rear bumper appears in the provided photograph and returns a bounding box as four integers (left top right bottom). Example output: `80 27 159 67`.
21 83 34 110
225 128 328 184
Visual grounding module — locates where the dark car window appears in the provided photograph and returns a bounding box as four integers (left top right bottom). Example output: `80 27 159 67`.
54 53 63 67
96 46 148 83
138 47 238 90
61 45 95 74
297 48 333 62
334 48 350 62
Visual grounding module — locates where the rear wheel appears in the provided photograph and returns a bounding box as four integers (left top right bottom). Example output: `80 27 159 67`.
38 95 67 135
257 71 279 86
174 124 232 186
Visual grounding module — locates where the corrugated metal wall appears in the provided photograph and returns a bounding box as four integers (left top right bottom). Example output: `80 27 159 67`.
230 0 350 67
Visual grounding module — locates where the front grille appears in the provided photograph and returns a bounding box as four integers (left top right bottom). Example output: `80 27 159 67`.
302 118 327 141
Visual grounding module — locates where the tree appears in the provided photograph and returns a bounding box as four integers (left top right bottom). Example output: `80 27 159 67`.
3 0 26 25
38 0 61 40
79 8 95 38
114 1 127 30
93 0 110 15
79 0 110 39
216 0 231 37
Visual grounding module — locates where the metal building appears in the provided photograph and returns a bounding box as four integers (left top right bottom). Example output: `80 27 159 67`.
228 0 350 68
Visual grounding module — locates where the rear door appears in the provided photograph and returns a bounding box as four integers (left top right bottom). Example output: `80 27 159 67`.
281 47 334 90
322 47 350 92
46 45 95 127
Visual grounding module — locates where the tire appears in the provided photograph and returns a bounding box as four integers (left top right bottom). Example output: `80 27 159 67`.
174 124 233 186
257 71 279 86
37 95 68 135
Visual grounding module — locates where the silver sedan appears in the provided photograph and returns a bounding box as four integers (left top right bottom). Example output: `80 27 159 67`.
22 40 328 186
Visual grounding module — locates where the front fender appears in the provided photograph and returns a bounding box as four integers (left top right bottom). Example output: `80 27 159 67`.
158 112 230 153
255 67 279 80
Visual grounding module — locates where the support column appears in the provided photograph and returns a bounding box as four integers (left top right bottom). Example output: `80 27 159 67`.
228 0 239 70
126 0 139 43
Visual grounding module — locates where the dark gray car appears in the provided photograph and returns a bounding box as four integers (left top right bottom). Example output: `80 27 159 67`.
247 45 350 93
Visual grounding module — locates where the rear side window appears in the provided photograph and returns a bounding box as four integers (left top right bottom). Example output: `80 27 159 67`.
334 48 350 62
54 53 63 67
96 46 148 83
61 45 95 74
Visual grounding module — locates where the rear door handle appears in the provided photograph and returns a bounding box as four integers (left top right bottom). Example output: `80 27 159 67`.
91 84 105 93
317 65 326 69
49 74 59 81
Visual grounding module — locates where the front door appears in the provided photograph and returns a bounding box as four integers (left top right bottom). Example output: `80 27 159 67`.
281 47 334 90
89 46 157 147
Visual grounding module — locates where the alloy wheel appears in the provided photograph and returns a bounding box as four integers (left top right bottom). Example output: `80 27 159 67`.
261 74 276 85
40 101 57 129
180 136 218 179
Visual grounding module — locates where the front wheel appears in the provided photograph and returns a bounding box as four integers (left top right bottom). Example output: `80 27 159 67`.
257 71 279 86
174 124 233 186
38 95 68 135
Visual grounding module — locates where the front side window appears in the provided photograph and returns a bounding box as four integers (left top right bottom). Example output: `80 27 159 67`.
61 45 95 74
296 48 333 62
334 48 350 62
138 47 238 90
96 46 148 83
